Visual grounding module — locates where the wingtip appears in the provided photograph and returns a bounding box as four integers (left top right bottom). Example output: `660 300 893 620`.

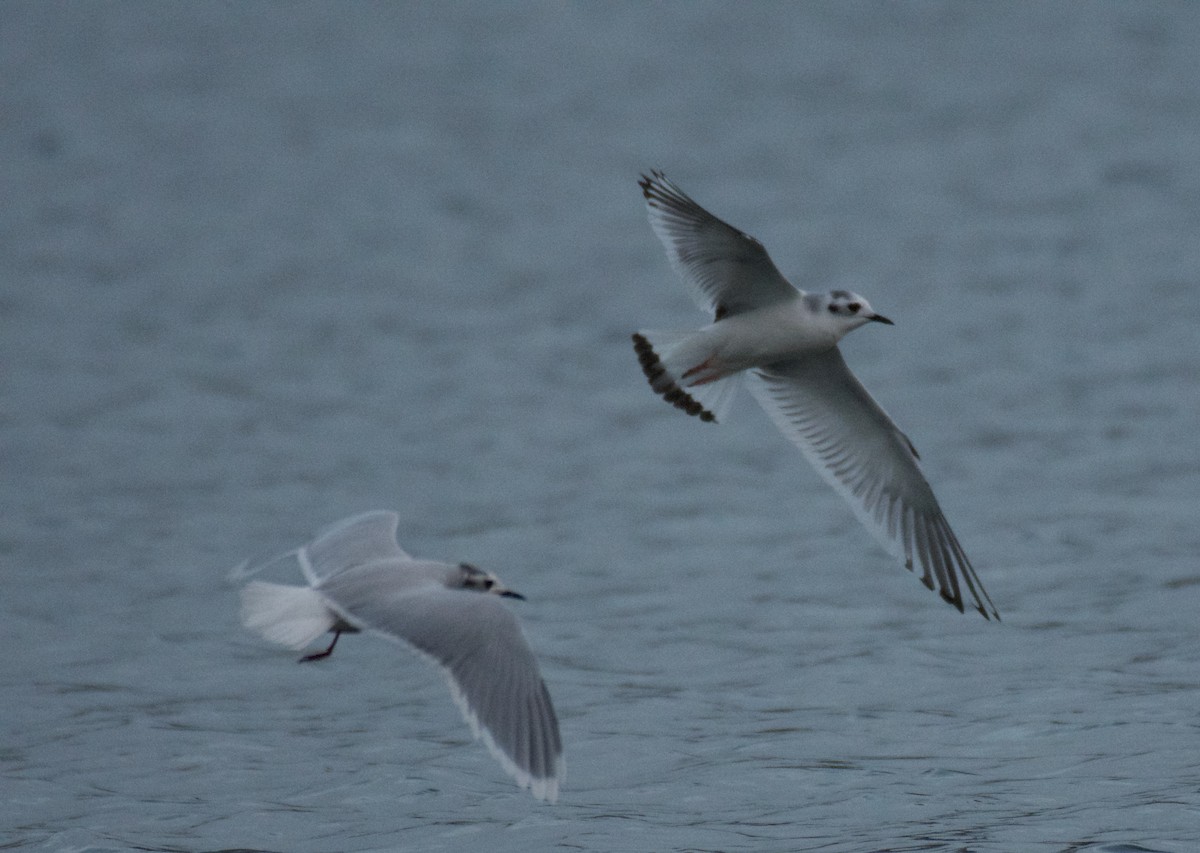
941 589 965 613
443 672 563 803
955 591 1000 621
971 602 1000 621
638 169 672 202
940 577 1001 621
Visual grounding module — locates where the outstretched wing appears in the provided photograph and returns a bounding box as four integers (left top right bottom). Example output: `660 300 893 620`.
318 563 564 802
640 170 798 318
299 510 410 585
747 348 999 620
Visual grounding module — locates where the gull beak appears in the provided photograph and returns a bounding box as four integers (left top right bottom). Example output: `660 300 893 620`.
869 313 894 325
499 588 526 601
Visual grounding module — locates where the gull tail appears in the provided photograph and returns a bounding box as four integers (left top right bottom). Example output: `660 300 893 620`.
632 330 739 424
240 581 336 650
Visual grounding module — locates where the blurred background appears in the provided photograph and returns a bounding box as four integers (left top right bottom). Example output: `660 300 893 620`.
3 2 1199 851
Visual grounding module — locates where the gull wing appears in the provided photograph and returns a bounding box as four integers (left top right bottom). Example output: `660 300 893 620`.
640 171 799 318
299 510 410 585
317 562 564 802
747 348 999 619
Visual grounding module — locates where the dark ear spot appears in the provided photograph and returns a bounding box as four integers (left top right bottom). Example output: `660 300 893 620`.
827 304 838 314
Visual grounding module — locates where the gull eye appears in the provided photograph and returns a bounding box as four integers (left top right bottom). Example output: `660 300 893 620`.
848 302 861 313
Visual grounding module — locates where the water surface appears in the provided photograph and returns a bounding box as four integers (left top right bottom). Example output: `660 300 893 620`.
3 3 1199 851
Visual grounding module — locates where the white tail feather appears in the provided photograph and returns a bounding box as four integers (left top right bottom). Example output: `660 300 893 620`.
240 581 335 650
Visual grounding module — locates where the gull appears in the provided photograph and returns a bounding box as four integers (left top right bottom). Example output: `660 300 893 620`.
632 171 999 620
237 510 564 801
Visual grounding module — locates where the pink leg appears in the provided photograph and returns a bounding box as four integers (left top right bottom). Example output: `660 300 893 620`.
687 371 727 387
681 357 730 386
680 358 713 381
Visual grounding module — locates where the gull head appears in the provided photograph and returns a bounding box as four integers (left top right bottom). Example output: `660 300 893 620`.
455 562 526 600
823 290 893 331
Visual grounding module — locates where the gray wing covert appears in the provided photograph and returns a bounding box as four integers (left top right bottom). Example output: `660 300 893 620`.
748 348 999 619
318 562 564 800
640 171 798 318
301 511 410 584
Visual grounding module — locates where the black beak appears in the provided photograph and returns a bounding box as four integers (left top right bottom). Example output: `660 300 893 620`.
500 589 526 601
869 313 894 325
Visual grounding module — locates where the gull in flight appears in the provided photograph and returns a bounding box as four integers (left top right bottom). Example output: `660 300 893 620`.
632 171 998 620
238 511 564 801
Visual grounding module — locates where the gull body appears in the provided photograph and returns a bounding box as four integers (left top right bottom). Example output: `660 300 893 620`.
632 171 998 620
648 293 877 386
238 510 563 801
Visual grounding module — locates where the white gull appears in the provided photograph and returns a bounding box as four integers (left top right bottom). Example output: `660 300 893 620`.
632 171 999 620
237 510 564 801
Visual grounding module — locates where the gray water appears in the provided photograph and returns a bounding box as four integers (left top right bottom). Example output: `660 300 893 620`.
4 2 1199 851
